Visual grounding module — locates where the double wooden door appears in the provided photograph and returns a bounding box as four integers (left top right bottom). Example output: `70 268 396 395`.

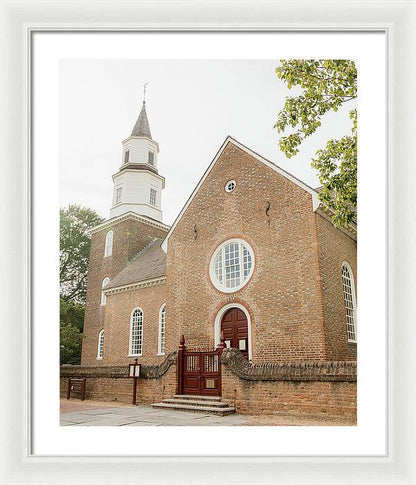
221 308 249 359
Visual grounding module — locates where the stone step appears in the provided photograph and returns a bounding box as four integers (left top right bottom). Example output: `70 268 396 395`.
151 402 236 416
162 398 228 408
173 394 222 402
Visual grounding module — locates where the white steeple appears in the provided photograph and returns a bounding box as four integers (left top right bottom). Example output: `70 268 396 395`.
109 94 165 221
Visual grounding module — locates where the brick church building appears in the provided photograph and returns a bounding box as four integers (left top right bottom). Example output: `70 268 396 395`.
71 99 357 416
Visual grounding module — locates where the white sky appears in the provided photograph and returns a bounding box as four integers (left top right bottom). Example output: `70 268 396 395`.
59 59 355 225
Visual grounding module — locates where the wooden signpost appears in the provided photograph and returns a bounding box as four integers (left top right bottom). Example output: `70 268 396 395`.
128 358 141 405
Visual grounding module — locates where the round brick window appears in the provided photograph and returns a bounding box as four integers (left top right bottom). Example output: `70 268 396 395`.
209 238 254 293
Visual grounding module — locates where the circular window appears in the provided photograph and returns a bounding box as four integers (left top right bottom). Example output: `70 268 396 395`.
225 180 236 193
209 239 254 293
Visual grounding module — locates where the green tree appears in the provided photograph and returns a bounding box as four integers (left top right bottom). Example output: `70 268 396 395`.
275 60 357 227
60 204 104 303
60 297 84 365
60 204 104 364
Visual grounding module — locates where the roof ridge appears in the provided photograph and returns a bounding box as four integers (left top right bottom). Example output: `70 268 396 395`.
128 238 159 264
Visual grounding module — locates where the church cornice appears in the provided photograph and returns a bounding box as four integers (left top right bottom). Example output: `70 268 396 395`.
87 212 170 236
103 276 166 295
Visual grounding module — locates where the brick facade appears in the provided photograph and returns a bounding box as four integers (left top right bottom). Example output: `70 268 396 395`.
75 138 357 418
81 215 168 365
315 211 357 360
165 142 329 363
103 282 167 365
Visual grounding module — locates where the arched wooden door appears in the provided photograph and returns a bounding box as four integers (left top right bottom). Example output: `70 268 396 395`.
221 308 249 359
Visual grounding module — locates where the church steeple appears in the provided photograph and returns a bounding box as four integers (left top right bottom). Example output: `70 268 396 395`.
109 88 165 221
131 101 152 139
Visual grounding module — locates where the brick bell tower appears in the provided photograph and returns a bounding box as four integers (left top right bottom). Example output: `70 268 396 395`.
109 93 165 221
81 90 169 366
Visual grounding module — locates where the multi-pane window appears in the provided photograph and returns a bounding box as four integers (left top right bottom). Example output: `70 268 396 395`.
158 304 166 355
149 188 157 206
148 151 155 165
101 277 110 306
210 239 254 292
129 308 143 355
97 329 104 359
341 263 357 342
115 187 122 204
104 230 113 256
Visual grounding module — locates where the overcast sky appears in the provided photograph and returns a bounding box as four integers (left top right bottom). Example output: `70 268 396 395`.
59 59 355 225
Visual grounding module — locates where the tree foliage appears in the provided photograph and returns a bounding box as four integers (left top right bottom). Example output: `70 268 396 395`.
60 204 104 304
60 297 85 365
275 60 357 227
60 204 104 364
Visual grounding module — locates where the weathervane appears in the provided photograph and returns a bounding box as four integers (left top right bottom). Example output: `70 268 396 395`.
143 82 148 103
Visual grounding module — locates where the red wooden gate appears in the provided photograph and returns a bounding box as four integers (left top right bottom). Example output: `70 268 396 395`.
177 335 226 397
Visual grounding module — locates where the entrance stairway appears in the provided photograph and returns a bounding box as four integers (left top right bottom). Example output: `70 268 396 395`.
151 395 236 416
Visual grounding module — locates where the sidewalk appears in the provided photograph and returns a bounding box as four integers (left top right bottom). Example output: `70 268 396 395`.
60 399 356 426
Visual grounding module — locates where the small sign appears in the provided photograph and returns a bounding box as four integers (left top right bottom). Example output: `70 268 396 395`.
128 362 141 378
205 379 215 389
225 340 231 348
239 339 247 351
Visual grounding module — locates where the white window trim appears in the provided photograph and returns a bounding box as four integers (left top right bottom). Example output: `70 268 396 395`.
214 303 253 362
128 307 143 356
100 277 110 306
149 187 157 206
157 303 166 355
341 261 357 343
209 238 255 293
104 230 113 257
96 329 104 360
115 187 122 204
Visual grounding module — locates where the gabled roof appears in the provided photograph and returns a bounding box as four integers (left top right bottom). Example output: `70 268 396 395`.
131 101 152 138
161 136 320 252
105 238 166 290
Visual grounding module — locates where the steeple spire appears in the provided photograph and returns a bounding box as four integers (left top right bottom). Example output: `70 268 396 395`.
131 83 152 139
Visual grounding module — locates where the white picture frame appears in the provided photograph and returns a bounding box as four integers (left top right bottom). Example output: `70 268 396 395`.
1 0 415 484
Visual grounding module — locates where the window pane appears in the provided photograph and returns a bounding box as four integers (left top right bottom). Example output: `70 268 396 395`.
150 188 157 206
214 252 223 283
130 309 143 355
224 243 240 288
97 330 104 358
342 265 356 341
159 305 166 354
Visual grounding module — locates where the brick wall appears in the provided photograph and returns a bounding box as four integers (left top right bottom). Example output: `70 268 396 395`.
166 142 327 363
61 354 177 404
81 216 168 365
315 212 357 360
103 283 167 366
221 349 356 417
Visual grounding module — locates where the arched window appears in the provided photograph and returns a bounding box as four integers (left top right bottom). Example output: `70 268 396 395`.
104 230 113 256
101 277 110 306
97 329 104 359
129 308 143 356
158 303 166 355
341 262 357 342
209 239 254 293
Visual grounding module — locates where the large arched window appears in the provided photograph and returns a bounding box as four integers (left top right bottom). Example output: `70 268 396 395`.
129 308 143 356
341 262 357 342
104 230 113 257
101 277 110 306
158 303 166 355
209 239 254 293
97 329 104 359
